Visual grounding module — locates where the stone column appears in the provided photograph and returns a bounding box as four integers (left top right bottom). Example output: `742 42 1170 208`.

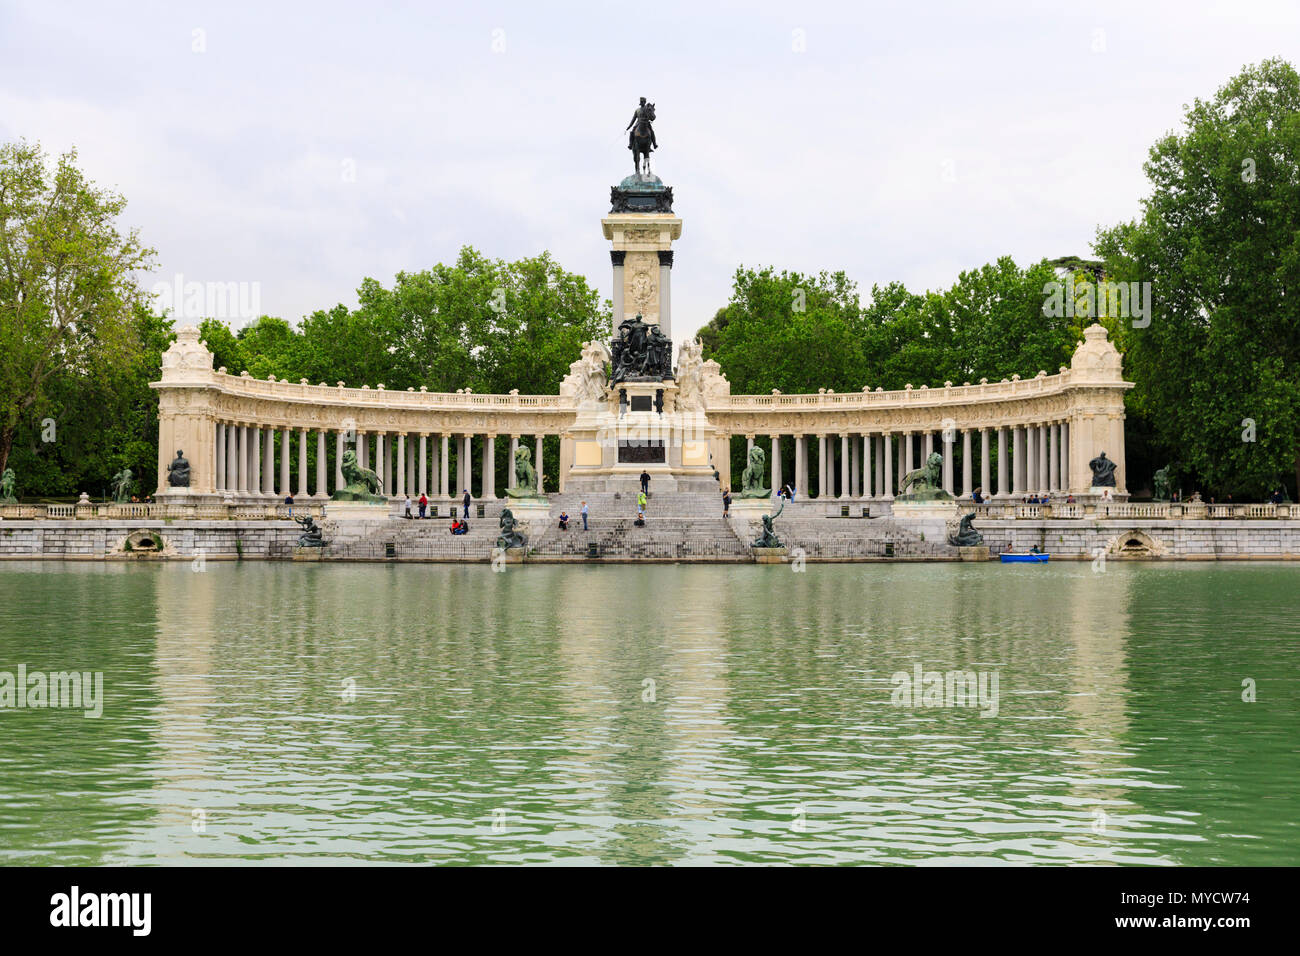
904 432 913 474
996 428 1008 498
962 429 972 497
850 436 860 498
790 434 800 494
535 435 544 494
316 431 327 497
406 436 415 495
770 435 781 494
358 432 369 471
297 429 308 498
237 425 248 493
923 431 933 461
1039 424 1049 493
817 436 827 497
419 435 428 496
396 434 406 500
862 432 872 498
440 435 450 499
1024 426 1036 495
507 436 519 491
840 435 850 499
1049 423 1060 492
225 424 237 493
882 433 894 498
980 428 990 498
658 250 673 339
335 431 345 491
875 436 884 497
941 431 954 494
259 427 271 495
278 428 289 496
215 423 226 492
374 433 386 494
1012 427 1024 495
610 251 625 337
484 435 496 498
1061 422 1070 494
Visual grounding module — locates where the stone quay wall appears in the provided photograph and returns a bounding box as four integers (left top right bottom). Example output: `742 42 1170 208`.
4 517 1300 562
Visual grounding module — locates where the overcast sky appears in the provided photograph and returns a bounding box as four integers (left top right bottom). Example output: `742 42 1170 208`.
2 0 1295 343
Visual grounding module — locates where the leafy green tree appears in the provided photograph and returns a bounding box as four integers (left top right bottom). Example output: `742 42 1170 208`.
1096 58 1300 497
699 266 865 393
0 140 155 478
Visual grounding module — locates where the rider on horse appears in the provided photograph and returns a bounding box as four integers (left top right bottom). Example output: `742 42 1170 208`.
627 97 657 152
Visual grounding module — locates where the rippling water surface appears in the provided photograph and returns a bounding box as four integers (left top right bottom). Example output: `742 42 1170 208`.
0 560 1296 865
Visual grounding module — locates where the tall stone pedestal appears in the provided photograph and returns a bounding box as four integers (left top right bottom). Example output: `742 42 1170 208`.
562 379 720 494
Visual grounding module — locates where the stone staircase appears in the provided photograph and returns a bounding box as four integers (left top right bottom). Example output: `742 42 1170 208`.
529 515 750 560
317 491 962 562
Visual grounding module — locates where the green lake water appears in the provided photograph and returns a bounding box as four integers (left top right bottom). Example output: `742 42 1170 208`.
0 560 1296 865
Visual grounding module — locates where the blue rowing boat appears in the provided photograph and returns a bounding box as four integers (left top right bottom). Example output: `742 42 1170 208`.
1000 552 1049 563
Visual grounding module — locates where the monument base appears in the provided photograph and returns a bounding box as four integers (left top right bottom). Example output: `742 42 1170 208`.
957 545 990 562
752 546 788 564
323 500 390 522
292 548 325 561
891 500 960 520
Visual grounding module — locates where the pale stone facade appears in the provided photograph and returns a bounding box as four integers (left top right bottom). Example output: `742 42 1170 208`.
151 322 1132 502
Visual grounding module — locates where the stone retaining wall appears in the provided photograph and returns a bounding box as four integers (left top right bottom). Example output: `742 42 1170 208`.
4 518 1300 561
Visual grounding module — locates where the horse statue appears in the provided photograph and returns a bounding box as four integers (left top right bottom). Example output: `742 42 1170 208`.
628 100 656 177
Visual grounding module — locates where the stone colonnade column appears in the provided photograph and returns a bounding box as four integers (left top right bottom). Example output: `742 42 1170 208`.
979 428 991 498
419 434 428 496
315 431 327 497
1038 424 1049 493
440 436 450 498
297 429 308 498
535 435 544 494
396 434 406 500
1061 422 1070 494
882 433 894 498
1049 423 1060 492
840 435 850 499
507 436 519 491
770 435 781 494
214 423 226 493
484 435 496 498
862 432 872 498
335 430 346 491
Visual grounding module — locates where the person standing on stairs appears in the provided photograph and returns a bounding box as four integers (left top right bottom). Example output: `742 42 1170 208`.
581 500 589 530
462 488 471 519
640 470 650 496
637 490 647 518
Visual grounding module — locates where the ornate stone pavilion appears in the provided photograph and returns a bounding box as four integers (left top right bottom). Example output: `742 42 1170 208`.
152 168 1133 505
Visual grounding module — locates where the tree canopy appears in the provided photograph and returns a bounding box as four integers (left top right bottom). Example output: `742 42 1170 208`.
0 141 155 486
1096 57 1300 498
